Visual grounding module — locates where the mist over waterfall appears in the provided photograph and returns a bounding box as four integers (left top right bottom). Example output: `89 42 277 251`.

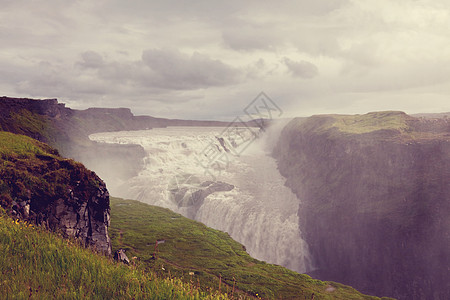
90 124 313 273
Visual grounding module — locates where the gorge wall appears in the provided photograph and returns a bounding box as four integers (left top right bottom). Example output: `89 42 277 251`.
0 96 237 186
273 111 450 299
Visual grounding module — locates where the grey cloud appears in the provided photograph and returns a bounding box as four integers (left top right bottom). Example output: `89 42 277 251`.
95 0 239 25
284 58 318 78
11 47 243 106
14 61 72 98
141 49 240 89
241 0 349 17
5 59 121 102
97 0 349 22
222 23 282 51
294 0 349 15
76 49 243 93
0 0 449 119
291 29 343 57
246 59 268 79
220 1 348 54
78 51 104 69
97 61 141 84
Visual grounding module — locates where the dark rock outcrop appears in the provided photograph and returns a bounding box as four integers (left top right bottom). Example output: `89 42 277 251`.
47 180 111 255
169 175 235 219
273 112 450 300
11 182 111 255
1 132 111 255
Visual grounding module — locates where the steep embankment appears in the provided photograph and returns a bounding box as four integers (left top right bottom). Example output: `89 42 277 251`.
0 131 111 254
273 111 450 299
110 197 385 300
0 211 231 299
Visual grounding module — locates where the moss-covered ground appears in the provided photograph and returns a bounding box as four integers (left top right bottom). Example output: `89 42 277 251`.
110 197 387 299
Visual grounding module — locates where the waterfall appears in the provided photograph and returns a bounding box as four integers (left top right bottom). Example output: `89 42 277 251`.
90 126 313 273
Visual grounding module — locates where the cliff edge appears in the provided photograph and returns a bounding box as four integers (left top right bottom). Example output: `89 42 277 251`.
0 131 111 254
273 111 450 299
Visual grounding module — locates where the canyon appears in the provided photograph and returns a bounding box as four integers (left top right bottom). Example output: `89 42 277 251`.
1 96 449 299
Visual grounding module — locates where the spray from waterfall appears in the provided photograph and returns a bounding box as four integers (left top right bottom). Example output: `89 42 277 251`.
90 122 314 273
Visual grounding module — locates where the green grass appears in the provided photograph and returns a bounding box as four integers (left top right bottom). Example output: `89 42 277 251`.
331 111 411 134
0 109 64 148
110 197 385 300
0 131 58 157
9 110 52 140
0 212 231 299
285 111 412 137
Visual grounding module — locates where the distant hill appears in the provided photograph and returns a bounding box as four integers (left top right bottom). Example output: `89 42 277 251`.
0 96 253 151
0 95 230 151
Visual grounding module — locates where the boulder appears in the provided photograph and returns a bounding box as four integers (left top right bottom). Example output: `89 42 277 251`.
114 249 130 265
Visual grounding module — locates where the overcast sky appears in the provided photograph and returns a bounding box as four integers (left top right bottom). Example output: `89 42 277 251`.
1 0 450 120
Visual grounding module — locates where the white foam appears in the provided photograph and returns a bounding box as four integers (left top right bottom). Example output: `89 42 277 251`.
90 126 313 273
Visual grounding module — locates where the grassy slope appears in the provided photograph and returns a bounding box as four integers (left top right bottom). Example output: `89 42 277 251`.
110 197 387 300
0 131 229 299
0 212 230 299
0 108 71 151
0 197 382 300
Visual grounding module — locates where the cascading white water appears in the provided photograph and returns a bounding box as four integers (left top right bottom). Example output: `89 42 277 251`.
90 126 313 273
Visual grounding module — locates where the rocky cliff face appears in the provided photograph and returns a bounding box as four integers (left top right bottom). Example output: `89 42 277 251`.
0 132 111 254
46 179 111 254
273 112 450 300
